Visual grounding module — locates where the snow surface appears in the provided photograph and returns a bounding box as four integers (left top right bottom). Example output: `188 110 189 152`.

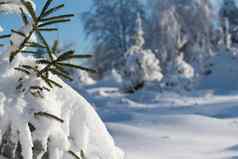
83 86 238 159
78 52 238 159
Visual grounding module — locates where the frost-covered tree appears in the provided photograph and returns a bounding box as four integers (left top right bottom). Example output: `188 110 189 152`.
148 0 214 75
222 17 232 49
159 30 195 91
219 0 238 44
121 14 163 93
161 53 195 92
82 0 145 77
70 69 96 86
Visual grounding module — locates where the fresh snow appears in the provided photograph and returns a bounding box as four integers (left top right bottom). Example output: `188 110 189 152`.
76 52 238 159
82 85 238 159
0 0 35 13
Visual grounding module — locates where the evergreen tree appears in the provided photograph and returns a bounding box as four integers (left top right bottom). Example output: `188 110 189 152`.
82 0 145 77
121 14 163 93
0 0 96 97
0 1 94 158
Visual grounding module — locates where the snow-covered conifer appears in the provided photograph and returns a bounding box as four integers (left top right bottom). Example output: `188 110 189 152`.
0 1 123 159
161 53 195 92
121 14 163 92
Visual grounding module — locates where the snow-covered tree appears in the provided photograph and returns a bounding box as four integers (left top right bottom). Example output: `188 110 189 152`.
121 14 163 92
219 0 238 44
222 17 232 49
82 0 145 77
0 1 123 159
161 53 195 92
71 69 96 86
147 0 214 75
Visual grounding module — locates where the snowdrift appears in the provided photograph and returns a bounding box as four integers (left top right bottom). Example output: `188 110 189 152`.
0 53 124 159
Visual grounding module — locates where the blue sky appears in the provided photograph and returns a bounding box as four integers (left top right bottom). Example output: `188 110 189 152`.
0 0 231 54
0 0 93 53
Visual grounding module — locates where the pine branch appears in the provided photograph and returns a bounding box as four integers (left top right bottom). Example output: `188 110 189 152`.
52 40 59 53
49 68 73 81
57 50 75 61
26 42 46 49
0 34 11 39
9 29 35 62
40 0 54 18
68 150 81 159
11 29 26 37
59 54 93 61
34 112 64 123
80 150 86 159
14 67 31 75
40 14 74 22
57 63 97 73
36 59 51 64
42 4 65 18
21 0 37 21
46 78 63 88
20 8 29 25
38 28 58 32
39 19 71 28
36 31 54 61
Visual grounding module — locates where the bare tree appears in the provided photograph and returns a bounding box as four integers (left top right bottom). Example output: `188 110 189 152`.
81 0 145 77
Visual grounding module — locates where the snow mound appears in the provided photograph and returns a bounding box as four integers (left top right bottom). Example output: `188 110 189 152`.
0 53 124 159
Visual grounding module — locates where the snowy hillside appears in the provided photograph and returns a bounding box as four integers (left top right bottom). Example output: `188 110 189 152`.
81 73 238 159
75 51 238 159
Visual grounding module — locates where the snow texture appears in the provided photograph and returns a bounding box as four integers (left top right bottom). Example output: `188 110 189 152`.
78 52 238 158
0 0 35 14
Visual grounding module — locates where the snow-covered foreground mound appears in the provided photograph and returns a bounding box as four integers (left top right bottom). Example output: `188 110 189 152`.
0 53 123 159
